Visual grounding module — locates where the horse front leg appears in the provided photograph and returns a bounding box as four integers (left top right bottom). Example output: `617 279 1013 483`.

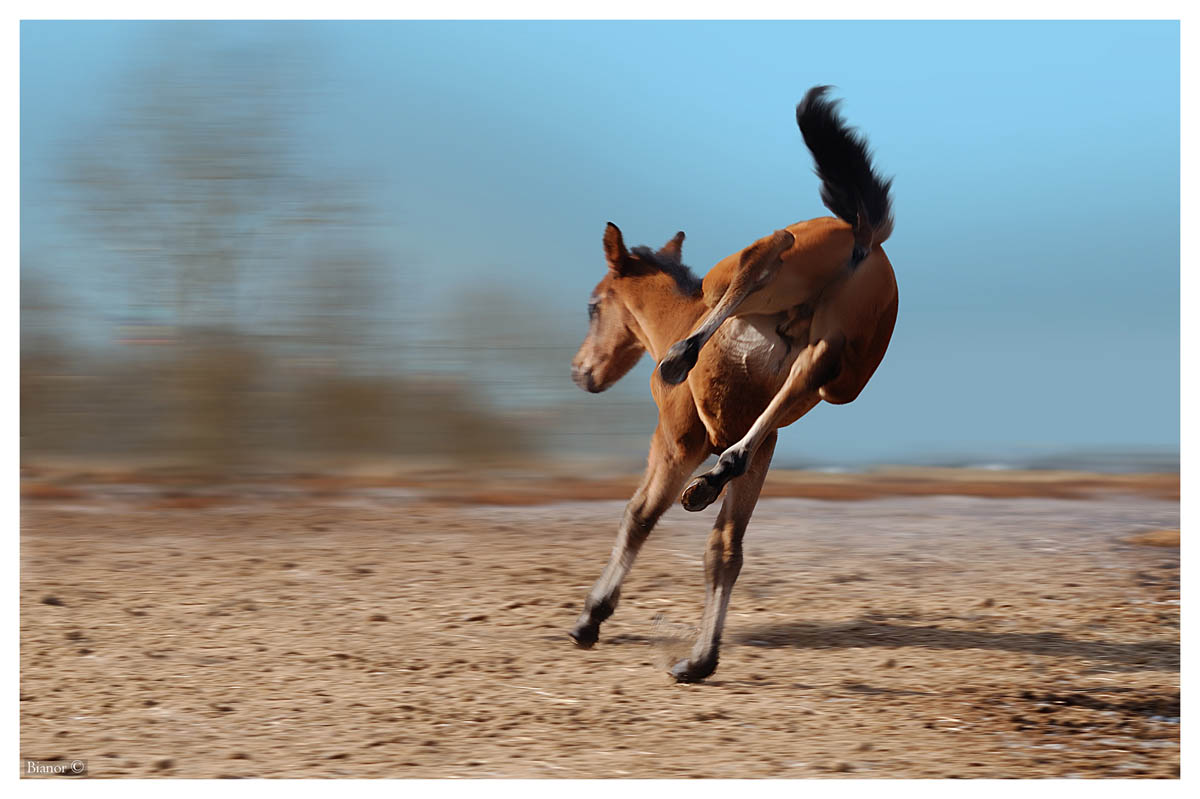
671 431 777 683
569 425 709 648
657 229 794 385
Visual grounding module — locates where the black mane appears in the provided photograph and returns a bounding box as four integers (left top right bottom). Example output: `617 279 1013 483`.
630 246 703 297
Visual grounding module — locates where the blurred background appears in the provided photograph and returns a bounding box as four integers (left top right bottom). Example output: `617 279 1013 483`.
20 20 1180 475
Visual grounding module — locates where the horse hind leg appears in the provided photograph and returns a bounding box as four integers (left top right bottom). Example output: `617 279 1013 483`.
657 229 795 385
670 431 776 683
681 334 843 512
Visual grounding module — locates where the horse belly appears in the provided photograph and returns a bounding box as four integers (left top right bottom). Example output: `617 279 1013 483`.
689 315 796 449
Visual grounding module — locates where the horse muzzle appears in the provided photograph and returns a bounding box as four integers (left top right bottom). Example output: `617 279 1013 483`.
571 363 602 393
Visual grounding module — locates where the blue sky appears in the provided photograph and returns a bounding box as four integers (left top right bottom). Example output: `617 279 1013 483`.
20 21 1180 464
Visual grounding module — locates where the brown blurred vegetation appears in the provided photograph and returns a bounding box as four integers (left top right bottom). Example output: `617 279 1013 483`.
20 326 537 471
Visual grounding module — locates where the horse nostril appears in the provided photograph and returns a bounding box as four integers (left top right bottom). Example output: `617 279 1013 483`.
572 364 600 393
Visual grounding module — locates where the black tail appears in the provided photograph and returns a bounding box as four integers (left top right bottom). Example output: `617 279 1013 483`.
796 86 894 258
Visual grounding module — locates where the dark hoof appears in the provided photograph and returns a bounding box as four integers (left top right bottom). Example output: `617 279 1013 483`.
681 474 722 512
568 624 599 649
658 339 699 385
670 657 717 683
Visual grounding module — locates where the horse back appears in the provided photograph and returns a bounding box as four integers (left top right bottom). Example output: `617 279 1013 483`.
701 216 855 316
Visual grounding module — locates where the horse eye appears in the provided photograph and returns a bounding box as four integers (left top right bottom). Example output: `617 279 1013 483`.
588 302 599 320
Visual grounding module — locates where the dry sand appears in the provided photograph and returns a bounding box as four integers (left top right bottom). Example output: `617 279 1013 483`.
20 469 1179 778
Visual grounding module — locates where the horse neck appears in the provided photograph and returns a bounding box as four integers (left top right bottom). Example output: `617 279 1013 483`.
621 275 707 362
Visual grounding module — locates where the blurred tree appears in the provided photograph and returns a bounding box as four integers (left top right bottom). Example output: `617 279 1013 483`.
65 26 363 332
27 23 537 472
57 25 393 468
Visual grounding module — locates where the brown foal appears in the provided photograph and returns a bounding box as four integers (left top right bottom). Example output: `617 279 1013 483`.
568 86 898 682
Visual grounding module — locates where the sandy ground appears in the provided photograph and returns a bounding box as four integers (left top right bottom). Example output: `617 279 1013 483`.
20 473 1179 778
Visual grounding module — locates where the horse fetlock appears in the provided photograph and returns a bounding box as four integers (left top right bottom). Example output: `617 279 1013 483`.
657 338 700 385
587 595 617 623
568 594 617 647
716 447 749 479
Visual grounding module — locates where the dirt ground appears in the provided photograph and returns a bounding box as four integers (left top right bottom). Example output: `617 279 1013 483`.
20 469 1179 778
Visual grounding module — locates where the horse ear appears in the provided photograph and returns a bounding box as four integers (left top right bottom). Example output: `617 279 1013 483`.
603 222 629 271
658 231 685 263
